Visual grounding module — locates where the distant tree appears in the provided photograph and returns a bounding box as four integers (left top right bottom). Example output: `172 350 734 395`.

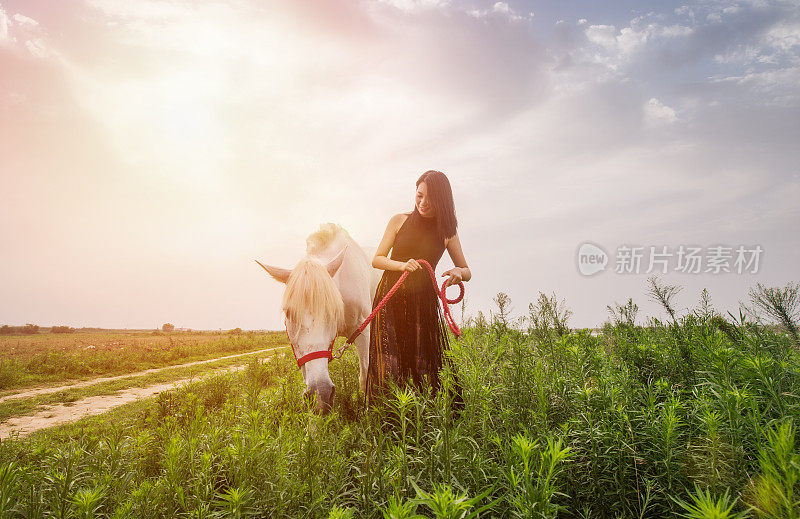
161 323 175 332
0 325 10 335
22 324 39 335
51 326 76 334
228 328 243 335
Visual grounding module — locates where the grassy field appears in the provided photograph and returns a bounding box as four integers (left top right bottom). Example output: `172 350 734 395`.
0 331 288 393
0 280 798 518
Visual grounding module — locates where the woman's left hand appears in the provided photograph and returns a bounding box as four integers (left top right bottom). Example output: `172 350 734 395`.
441 268 463 288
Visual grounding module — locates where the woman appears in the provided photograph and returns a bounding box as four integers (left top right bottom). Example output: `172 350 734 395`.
366 170 471 407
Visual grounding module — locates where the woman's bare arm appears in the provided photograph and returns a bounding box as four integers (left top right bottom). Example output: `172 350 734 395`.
442 232 471 284
372 214 408 272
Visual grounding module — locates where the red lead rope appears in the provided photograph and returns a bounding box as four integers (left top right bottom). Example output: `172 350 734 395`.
286 259 465 368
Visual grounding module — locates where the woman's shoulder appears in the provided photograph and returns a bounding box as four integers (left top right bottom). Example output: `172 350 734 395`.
444 231 458 248
390 212 412 233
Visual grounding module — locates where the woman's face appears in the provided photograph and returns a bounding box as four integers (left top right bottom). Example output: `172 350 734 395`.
415 181 435 218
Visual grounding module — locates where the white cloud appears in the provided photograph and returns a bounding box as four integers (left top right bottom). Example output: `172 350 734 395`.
467 1 533 22
644 97 678 126
659 23 694 37
710 19 800 66
492 1 510 14
713 44 762 64
85 0 188 20
578 18 694 75
0 6 50 58
710 67 800 106
763 22 800 52
585 20 693 54
24 38 49 58
12 13 38 26
617 26 648 54
585 24 616 48
1 6 12 42
553 1 798 117
375 0 450 15
705 3 748 23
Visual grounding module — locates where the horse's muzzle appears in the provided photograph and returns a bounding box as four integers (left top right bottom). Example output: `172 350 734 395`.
304 381 336 414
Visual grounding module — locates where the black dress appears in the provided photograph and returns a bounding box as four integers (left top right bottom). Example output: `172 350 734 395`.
366 206 462 407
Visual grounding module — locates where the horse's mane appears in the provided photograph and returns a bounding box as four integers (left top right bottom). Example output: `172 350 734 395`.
306 222 371 278
282 257 344 328
306 222 350 255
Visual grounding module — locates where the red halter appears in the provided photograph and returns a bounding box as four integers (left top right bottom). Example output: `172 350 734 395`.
283 317 337 368
284 258 464 369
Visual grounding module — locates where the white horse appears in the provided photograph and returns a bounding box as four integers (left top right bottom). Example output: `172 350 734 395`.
258 223 382 413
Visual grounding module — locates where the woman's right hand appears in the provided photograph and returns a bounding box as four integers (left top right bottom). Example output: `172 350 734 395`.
401 259 421 272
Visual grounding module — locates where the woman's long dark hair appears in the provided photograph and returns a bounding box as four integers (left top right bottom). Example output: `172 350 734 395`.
416 170 457 242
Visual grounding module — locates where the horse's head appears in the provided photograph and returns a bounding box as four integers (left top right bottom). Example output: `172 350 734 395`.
258 247 347 414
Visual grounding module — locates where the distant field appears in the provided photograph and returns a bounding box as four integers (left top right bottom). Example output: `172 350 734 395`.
0 331 288 393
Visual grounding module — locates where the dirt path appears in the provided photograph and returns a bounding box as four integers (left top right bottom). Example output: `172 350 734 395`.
0 353 284 440
0 346 288 404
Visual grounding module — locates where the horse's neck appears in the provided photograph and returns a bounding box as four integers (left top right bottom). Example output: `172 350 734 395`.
309 229 375 298
313 234 351 261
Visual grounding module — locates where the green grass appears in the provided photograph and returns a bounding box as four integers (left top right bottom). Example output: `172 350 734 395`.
0 292 798 518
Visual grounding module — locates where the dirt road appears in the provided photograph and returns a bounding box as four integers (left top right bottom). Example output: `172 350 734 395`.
0 347 289 440
0 347 287 403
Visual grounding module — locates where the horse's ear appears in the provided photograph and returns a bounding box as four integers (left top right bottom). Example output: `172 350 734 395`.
255 260 291 284
325 245 348 278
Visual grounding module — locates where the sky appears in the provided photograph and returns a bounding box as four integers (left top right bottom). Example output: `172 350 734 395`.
1 0 798 331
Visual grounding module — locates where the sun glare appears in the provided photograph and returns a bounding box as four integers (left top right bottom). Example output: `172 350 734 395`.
157 80 216 153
